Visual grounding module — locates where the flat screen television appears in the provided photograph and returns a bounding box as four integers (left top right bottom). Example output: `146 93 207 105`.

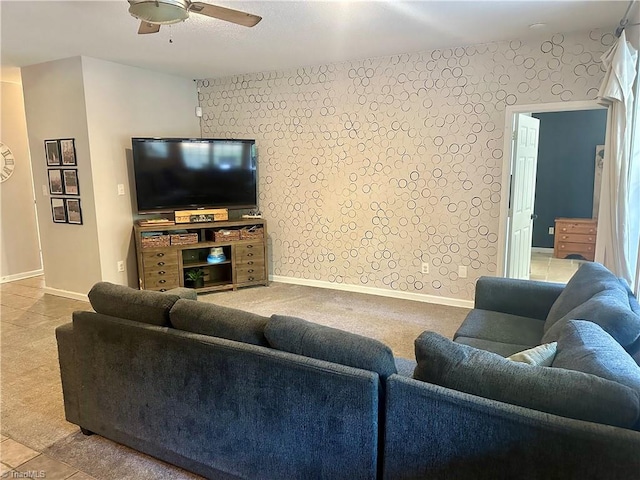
131 138 257 214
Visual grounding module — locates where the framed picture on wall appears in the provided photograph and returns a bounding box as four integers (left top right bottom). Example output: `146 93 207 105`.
45 140 60 166
51 198 66 223
66 198 83 225
60 139 76 165
48 169 63 195
62 169 79 195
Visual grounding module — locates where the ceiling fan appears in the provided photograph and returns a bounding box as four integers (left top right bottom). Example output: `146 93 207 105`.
128 0 262 35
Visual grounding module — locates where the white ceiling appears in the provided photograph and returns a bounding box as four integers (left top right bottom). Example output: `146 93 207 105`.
0 0 630 82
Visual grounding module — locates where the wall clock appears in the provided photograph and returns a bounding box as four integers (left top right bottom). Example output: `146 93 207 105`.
0 142 16 183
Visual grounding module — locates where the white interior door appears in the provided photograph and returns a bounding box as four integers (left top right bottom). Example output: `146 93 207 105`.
507 114 540 279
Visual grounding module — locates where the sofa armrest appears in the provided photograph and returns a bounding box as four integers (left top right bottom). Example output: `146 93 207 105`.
474 276 565 320
55 321 80 426
383 375 640 480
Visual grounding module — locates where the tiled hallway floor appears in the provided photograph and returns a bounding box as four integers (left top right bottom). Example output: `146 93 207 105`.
530 250 585 283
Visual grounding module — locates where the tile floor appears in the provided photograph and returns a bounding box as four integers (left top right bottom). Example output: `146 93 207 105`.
1 275 96 480
530 250 584 283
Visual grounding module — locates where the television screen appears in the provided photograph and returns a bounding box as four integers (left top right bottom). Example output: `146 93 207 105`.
131 138 257 213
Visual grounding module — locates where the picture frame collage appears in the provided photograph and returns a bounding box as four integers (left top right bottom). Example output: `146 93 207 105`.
45 138 83 225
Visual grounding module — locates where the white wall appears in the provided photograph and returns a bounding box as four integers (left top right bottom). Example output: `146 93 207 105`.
21 56 200 296
21 57 102 295
0 75 42 281
81 57 199 287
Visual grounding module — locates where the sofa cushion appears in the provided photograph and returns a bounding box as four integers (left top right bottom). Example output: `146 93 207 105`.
88 282 185 327
454 310 544 346
553 320 640 395
508 342 557 366
542 290 640 348
545 262 625 328
169 299 269 346
265 315 397 379
414 331 640 429
453 336 533 357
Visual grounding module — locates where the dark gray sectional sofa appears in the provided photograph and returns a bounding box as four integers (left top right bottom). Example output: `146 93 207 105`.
56 262 640 480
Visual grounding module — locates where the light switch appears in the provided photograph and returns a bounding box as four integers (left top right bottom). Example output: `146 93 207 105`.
42 185 49 196
117 184 125 196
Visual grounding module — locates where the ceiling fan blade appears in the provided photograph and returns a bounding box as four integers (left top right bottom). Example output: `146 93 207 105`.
138 21 161 34
189 2 262 27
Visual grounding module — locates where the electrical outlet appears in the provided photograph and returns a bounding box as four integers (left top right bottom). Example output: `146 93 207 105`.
117 261 125 272
548 226 554 235
117 184 125 196
458 265 468 278
421 262 429 274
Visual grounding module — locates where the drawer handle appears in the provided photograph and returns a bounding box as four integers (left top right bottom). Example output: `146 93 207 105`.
247 244 253 248
561 228 567 232
248 277 254 281
157 261 165 266
160 288 167 292
248 261 254 265
159 279 166 284
157 253 164 257
248 269 254 273
159 271 166 275
562 235 568 240
247 253 254 257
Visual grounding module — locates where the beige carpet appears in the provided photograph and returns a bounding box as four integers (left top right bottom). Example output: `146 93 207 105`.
200 282 469 359
1 279 469 479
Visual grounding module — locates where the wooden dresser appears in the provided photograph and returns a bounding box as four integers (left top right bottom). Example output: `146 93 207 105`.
553 218 597 261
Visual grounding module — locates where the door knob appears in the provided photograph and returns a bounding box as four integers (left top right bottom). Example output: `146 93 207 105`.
531 214 538 220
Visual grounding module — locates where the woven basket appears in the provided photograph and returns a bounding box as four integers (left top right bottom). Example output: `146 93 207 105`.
240 227 264 240
141 235 170 249
214 229 241 242
170 233 198 246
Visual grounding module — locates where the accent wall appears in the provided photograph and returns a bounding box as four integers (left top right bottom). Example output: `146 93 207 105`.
197 29 612 301
531 109 607 249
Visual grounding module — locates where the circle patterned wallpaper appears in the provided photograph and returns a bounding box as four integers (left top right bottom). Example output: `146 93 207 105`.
198 30 612 300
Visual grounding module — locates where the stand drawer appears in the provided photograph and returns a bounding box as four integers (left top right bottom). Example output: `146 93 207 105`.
235 243 265 264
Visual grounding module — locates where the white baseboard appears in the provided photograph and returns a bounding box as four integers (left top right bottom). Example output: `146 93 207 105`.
531 247 554 254
0 269 44 284
269 275 474 309
43 286 88 302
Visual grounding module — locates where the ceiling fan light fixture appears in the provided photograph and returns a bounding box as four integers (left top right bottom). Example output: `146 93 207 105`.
128 0 190 25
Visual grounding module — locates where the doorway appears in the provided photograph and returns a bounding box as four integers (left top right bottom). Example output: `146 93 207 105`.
497 100 610 281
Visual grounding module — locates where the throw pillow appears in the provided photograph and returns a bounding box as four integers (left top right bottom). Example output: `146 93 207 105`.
545 262 625 329
552 320 640 394
265 315 397 379
507 342 557 366
542 290 640 349
413 331 640 429
88 281 185 327
169 299 269 346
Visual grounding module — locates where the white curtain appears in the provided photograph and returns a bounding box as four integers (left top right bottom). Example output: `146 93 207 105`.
597 30 639 288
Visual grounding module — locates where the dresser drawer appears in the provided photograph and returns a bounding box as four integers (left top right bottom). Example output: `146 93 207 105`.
556 233 596 244
556 222 597 236
556 242 595 261
235 243 265 264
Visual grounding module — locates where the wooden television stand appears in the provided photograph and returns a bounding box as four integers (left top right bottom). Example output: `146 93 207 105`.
134 219 268 293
